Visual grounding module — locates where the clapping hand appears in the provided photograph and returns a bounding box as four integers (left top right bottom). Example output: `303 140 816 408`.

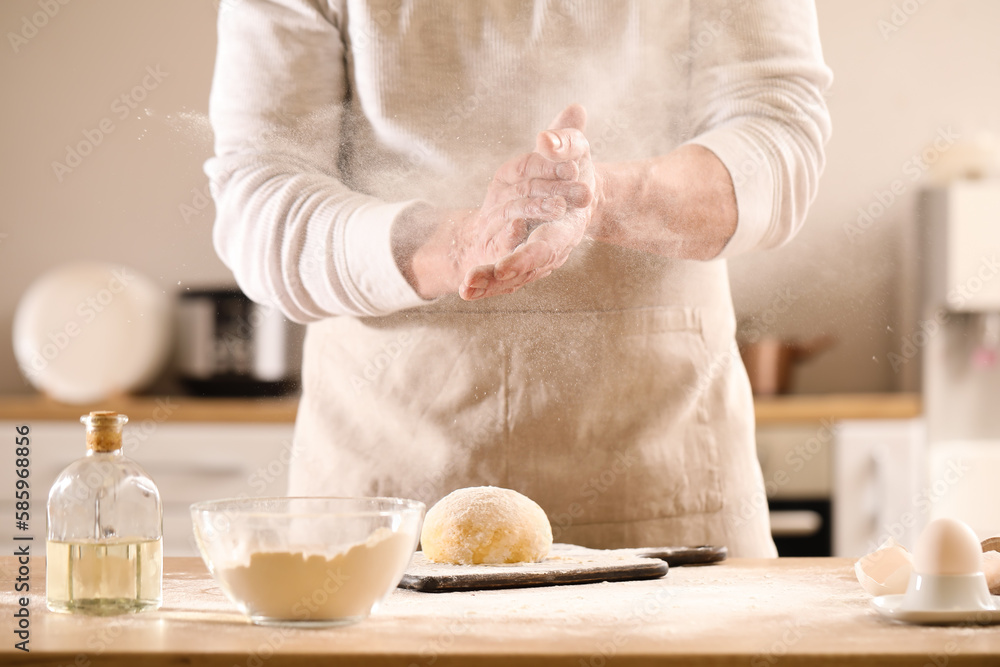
460 104 596 300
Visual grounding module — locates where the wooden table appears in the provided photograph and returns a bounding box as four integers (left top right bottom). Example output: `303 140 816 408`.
3 556 998 666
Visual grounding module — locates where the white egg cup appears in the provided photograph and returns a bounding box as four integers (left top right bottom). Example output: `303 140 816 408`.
871 570 1000 625
869 517 1000 624
900 572 994 612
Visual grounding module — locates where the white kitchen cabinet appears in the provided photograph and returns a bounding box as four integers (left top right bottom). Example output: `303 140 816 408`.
1 420 293 558
756 424 833 501
756 424 834 555
923 182 1000 312
832 419 926 557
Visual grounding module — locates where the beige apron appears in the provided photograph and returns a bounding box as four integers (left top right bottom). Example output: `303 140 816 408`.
288 0 776 557
290 238 777 557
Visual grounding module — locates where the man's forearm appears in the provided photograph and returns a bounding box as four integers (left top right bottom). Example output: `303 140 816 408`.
589 144 738 260
393 204 470 301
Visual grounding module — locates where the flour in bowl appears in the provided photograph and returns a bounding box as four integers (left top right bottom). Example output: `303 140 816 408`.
216 528 416 622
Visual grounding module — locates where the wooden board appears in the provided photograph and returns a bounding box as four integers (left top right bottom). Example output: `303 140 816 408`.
398 543 726 592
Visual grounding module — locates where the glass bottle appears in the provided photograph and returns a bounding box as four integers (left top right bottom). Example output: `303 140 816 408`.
46 411 163 615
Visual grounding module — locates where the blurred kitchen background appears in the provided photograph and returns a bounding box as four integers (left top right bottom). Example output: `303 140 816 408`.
1 0 999 557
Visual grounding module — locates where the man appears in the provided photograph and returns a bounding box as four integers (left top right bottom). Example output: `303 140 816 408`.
208 0 832 557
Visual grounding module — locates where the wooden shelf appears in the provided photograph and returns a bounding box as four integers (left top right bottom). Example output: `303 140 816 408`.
0 394 298 423
753 392 921 424
0 392 919 425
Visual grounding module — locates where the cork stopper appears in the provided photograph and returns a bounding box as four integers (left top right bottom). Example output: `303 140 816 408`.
81 411 128 453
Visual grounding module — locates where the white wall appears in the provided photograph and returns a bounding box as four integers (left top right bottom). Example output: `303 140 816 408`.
729 0 1000 393
2 0 998 395
0 0 230 394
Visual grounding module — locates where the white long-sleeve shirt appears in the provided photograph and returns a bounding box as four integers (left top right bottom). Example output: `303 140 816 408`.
207 0 832 322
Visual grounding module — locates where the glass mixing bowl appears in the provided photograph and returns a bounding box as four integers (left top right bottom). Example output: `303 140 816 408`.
190 497 425 627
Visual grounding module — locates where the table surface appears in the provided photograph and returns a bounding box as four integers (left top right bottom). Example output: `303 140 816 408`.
3 555 999 666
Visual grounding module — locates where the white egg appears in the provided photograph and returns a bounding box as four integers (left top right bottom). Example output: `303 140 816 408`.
913 518 983 576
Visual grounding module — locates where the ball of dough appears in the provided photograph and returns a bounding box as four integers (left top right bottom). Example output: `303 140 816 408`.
421 486 553 564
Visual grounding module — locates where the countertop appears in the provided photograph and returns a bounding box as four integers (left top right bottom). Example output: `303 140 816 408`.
0 392 920 424
0 394 299 423
752 392 921 424
3 555 997 666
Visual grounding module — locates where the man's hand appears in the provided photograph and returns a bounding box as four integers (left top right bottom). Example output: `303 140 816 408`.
396 134 590 301
461 104 597 299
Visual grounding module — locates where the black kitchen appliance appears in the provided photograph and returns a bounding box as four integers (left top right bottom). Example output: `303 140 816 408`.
176 288 302 397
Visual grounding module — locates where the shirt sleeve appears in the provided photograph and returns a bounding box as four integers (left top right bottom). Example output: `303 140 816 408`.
205 0 429 323
683 0 833 259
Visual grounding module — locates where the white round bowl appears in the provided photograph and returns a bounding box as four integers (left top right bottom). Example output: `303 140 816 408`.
13 262 171 402
190 497 424 627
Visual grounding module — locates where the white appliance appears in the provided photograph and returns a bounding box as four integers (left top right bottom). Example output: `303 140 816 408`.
919 181 1000 539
